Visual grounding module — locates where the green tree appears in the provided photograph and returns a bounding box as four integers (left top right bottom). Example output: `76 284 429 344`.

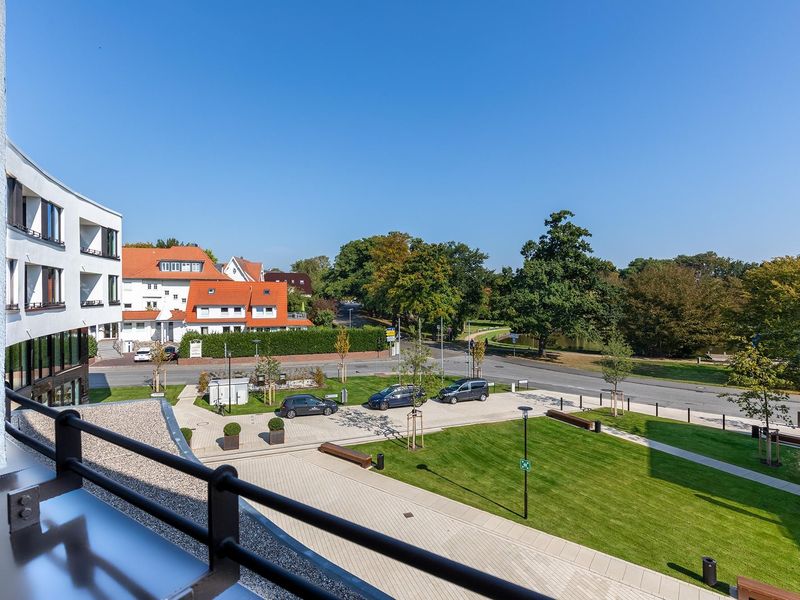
398 338 439 401
622 262 738 357
335 327 350 382
255 354 282 404
739 256 800 376
291 255 331 295
502 210 615 356
363 232 412 316
443 242 490 332
720 344 794 466
203 248 218 263
287 290 307 312
600 331 634 416
325 237 377 301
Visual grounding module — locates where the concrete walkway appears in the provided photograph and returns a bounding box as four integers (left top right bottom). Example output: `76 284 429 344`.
230 449 721 600
602 425 800 495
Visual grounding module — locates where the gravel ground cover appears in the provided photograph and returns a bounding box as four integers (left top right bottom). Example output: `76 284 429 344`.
14 400 368 600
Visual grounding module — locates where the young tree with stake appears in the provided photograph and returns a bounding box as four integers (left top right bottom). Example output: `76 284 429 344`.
600 331 633 417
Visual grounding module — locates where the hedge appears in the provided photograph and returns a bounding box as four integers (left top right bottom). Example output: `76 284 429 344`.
179 327 388 358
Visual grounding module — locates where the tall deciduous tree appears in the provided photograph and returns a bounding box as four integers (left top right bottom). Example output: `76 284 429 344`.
390 242 461 325
444 242 490 332
363 232 412 316
291 256 331 295
502 210 615 356
324 237 376 301
720 344 794 466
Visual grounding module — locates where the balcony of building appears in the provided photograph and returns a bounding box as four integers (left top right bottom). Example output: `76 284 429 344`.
79 272 104 308
6 178 65 248
24 263 65 312
79 218 119 260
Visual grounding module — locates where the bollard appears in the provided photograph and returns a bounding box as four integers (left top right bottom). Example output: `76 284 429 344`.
600 393 603 407
376 453 385 470
702 557 717 586
627 397 630 412
594 420 602 434
751 424 760 438
688 408 691 423
579 395 583 409
722 414 726 430
655 402 658 417
560 397 563 411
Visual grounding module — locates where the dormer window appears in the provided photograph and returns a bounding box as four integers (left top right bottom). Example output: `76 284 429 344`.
208 288 215 295
263 289 270 295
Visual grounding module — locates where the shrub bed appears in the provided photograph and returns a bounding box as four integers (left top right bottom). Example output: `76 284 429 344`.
179 327 387 358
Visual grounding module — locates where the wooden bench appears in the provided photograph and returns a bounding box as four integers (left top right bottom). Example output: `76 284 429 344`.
738 576 800 600
319 442 372 468
778 432 800 447
545 409 593 430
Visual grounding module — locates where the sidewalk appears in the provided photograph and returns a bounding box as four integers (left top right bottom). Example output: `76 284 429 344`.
230 449 721 600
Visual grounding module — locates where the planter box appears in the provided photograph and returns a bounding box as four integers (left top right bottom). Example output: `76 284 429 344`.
268 430 285 445
223 434 240 451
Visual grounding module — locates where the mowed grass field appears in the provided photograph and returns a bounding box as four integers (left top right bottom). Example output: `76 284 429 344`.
352 418 800 593
88 385 183 405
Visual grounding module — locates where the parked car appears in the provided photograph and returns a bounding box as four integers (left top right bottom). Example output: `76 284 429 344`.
163 346 179 361
367 385 426 410
438 378 489 404
278 394 339 419
133 348 152 362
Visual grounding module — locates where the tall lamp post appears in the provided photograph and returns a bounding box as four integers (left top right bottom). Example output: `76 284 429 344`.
518 405 532 519
437 319 444 386
252 338 261 358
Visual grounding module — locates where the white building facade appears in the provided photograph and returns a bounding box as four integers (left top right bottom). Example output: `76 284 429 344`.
5 141 122 406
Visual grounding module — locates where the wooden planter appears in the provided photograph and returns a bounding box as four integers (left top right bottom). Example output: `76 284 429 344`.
223 434 240 451
268 430 285 445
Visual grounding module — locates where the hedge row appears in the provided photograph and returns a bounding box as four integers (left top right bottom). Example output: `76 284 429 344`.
178 327 388 358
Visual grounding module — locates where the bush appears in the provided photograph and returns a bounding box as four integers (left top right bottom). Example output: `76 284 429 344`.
223 422 241 437
268 417 285 431
312 309 335 327
180 427 192 443
198 372 211 394
88 336 98 358
313 367 325 388
179 327 388 358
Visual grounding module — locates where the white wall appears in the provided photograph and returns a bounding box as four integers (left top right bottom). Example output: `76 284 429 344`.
1 2 7 469
194 305 247 319
5 143 123 346
222 259 248 281
122 279 191 312
186 323 246 334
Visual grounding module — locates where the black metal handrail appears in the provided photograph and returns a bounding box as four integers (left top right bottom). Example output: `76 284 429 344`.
11 222 65 247
81 299 104 307
80 247 120 260
3 388 549 600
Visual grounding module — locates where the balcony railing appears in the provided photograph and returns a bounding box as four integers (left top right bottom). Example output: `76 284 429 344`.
3 388 549 600
81 246 120 260
11 223 65 247
25 301 66 311
81 299 104 307
108 299 121 306
6 303 19 311
287 311 307 320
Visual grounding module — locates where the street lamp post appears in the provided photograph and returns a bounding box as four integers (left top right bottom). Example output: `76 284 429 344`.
518 405 532 519
252 338 261 358
348 308 353 328
225 342 233 415
437 319 444 386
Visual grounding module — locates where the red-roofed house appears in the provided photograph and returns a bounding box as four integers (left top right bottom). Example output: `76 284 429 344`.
222 256 263 282
184 281 313 334
120 246 229 348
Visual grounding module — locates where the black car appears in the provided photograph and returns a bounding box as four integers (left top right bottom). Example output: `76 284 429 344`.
367 385 425 410
278 394 339 419
163 346 179 361
438 378 489 404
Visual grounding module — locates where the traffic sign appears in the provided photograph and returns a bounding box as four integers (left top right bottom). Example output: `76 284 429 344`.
519 458 531 472
509 333 520 343
386 327 396 342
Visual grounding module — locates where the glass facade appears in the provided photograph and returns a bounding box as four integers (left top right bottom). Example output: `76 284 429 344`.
5 327 89 407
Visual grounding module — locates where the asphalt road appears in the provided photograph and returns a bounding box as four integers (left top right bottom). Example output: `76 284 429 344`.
90 346 800 422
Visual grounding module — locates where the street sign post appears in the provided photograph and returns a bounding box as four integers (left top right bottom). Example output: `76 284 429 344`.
386 327 396 343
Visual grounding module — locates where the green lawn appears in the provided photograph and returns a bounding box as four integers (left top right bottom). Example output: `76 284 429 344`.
583 408 800 484
193 374 510 416
88 385 184 406
351 418 800 594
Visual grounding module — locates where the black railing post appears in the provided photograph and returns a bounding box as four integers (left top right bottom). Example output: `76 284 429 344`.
655 402 658 417
600 393 603 406
687 408 691 423
205 465 241 596
55 410 83 492
560 397 563 411
722 414 726 430
579 395 582 409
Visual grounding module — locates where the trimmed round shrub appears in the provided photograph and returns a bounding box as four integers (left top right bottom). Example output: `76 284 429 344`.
268 417 284 431
223 422 241 437
180 427 192 443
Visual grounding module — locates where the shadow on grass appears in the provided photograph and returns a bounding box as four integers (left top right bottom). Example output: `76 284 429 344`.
694 494 782 527
88 388 112 403
666 562 730 595
415 463 523 518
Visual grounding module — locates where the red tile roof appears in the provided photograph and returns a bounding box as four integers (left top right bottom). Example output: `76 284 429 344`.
122 247 229 280
184 280 313 327
232 256 263 282
122 310 160 321
169 310 186 321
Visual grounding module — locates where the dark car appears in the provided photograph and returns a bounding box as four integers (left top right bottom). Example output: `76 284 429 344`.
278 394 339 419
368 385 426 410
438 378 489 404
163 346 179 361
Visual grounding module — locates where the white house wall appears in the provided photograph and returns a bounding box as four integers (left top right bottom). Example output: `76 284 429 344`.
6 143 122 346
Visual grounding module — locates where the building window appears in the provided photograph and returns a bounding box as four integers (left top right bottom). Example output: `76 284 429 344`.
41 200 63 243
7 259 17 307
191 263 201 272
200 327 208 334
136 322 145 329
173 294 178 300
233 307 242 314
181 297 186 303
108 275 119 303
208 288 215 295
6 177 24 228
147 282 157 290
233 326 242 333
146 301 158 310
199 307 209 317
42 267 62 305
102 228 119 258
124 303 132 309
222 326 230 333
164 290 170 296
123 323 132 329
221 307 229 314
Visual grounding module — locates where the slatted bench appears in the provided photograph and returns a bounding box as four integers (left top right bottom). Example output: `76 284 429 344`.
545 409 593 430
319 442 373 468
738 576 800 600
778 432 800 447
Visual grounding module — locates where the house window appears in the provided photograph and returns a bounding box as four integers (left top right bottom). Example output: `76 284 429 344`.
173 294 178 300
233 326 242 333
233 307 242 313
108 275 119 303
263 290 270 295
102 228 118 257
164 290 170 296
123 323 132 329
42 267 62 304
200 327 208 334
41 200 62 243
191 262 201 272
147 282 158 290
146 301 158 310
7 259 17 306
6 177 24 228
136 323 145 329
182 298 186 303
124 303 132 309
221 307 229 314
208 288 215 295
199 307 209 317
222 326 230 333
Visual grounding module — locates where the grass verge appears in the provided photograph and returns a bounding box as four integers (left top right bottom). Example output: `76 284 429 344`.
88 385 184 406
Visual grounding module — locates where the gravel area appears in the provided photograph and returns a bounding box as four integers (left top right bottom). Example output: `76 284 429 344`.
14 400 367 600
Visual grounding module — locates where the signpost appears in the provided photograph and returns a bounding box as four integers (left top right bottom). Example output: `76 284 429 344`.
518 405 532 519
385 327 396 343
510 333 519 357
519 458 531 472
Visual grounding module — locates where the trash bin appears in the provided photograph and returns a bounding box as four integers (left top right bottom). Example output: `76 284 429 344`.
702 557 717 586
376 453 385 470
594 420 602 434
751 425 760 438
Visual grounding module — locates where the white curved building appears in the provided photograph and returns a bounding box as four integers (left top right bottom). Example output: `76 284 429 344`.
5 141 122 406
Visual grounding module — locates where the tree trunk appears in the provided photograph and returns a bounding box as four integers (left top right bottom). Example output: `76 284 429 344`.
537 336 546 357
764 395 772 466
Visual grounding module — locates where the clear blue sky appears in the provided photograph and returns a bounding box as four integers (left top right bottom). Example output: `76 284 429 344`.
7 1 800 270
